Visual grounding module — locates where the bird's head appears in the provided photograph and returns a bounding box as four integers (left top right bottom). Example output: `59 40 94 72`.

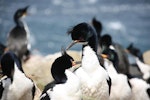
14 6 29 20
67 22 95 50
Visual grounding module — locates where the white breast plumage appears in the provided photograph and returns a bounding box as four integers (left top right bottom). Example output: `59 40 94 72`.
75 46 110 100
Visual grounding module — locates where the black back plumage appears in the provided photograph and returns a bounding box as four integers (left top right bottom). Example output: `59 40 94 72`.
0 52 23 80
40 81 56 100
92 17 102 40
7 6 30 60
0 42 6 57
0 51 36 100
51 52 74 83
147 77 150 84
0 81 4 99
147 88 150 98
113 43 129 74
41 51 74 100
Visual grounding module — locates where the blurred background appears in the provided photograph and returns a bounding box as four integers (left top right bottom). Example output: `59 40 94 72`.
0 0 150 56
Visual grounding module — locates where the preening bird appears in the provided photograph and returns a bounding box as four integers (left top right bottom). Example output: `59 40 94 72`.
0 52 36 100
40 49 81 100
7 6 31 61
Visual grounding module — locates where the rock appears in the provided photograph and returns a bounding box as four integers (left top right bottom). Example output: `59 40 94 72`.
22 50 81 90
143 50 150 65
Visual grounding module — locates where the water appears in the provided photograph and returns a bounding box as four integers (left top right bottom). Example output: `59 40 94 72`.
0 0 150 55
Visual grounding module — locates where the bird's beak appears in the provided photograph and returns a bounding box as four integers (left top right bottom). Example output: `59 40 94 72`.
72 61 76 66
101 54 108 59
66 40 88 50
72 61 81 66
23 6 29 16
66 40 79 50
24 6 29 12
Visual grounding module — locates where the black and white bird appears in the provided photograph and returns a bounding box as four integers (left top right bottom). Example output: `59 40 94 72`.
67 22 111 100
100 34 129 74
101 50 132 100
92 17 129 74
7 6 31 61
40 49 81 100
0 52 36 100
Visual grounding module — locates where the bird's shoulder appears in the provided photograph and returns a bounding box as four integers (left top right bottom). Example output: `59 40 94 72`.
8 26 27 38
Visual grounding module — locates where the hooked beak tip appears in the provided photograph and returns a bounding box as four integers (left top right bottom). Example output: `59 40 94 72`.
25 6 30 10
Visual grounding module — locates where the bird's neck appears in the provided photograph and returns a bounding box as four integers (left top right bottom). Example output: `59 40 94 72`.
14 18 25 28
52 69 67 83
83 35 98 53
104 59 118 76
57 74 67 84
82 35 105 67
81 45 101 73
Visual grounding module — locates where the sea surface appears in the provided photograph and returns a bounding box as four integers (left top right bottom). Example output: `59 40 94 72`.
0 0 150 56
